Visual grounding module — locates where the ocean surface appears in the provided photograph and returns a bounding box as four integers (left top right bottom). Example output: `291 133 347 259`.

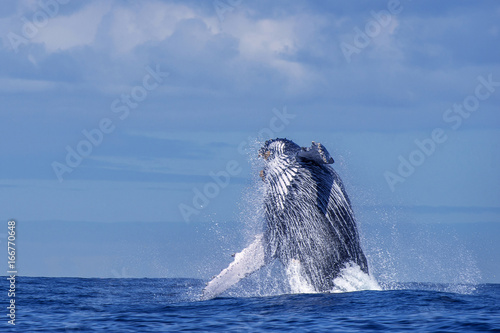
2 276 499 332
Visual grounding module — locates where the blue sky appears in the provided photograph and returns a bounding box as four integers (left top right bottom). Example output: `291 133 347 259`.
0 0 499 283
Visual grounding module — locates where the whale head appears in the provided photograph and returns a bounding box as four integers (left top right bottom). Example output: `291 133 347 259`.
258 138 335 180
258 138 301 161
258 138 301 181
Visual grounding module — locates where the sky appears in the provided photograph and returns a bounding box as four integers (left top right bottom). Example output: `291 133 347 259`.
0 0 499 283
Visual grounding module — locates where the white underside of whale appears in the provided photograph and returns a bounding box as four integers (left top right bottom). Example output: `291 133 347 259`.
201 234 266 300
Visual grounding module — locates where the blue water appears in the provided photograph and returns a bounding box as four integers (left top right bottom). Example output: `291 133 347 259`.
3 277 500 332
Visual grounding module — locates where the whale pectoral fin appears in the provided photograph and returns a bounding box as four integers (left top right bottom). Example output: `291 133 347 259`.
201 234 266 300
297 141 334 164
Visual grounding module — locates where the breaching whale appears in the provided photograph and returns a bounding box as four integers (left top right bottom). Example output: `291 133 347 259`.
202 139 369 299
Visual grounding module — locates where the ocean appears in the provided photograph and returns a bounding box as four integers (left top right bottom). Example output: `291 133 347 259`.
3 276 499 332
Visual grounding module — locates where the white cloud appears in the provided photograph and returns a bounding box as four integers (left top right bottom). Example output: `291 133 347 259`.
33 2 111 52
236 18 298 60
108 2 198 54
223 11 327 92
368 17 404 62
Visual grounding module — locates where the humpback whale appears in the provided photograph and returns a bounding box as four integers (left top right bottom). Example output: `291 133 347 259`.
202 139 369 299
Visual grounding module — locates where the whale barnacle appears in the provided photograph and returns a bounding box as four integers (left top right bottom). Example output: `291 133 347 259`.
259 150 271 160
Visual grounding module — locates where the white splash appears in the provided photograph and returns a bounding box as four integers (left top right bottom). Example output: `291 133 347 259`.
330 263 381 293
285 259 317 294
285 261 380 294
